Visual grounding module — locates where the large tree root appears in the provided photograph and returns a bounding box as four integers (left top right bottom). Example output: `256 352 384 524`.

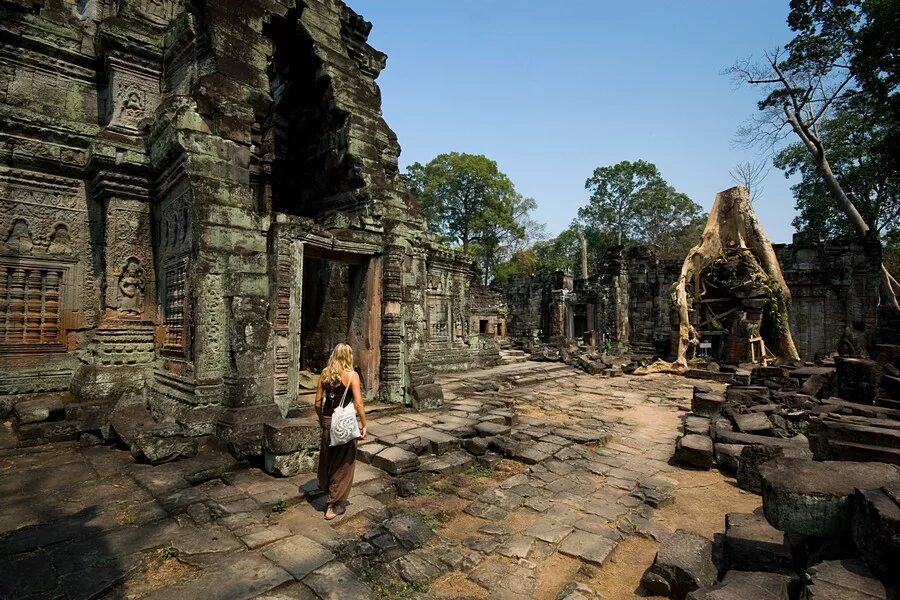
673 186 800 366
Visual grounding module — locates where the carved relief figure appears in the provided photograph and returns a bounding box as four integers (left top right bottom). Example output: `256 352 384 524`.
47 224 72 255
120 87 146 121
5 219 34 254
117 257 145 314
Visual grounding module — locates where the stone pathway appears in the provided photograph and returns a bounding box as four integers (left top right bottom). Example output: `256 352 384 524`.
0 361 714 599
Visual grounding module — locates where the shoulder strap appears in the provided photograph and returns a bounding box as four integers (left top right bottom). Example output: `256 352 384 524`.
338 372 352 408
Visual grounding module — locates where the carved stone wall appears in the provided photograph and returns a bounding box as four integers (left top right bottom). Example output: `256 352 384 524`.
0 0 498 454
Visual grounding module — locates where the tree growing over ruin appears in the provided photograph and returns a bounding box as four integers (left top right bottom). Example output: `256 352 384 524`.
729 160 770 203
728 0 900 309
406 152 533 283
580 160 704 259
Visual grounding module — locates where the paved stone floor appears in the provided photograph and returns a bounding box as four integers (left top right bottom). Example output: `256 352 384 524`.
0 362 719 600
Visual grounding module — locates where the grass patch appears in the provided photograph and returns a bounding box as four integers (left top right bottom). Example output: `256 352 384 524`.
162 546 178 560
466 464 495 478
413 485 437 496
375 579 428 600
272 500 287 513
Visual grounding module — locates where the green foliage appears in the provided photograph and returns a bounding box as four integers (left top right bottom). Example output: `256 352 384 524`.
774 100 900 241
406 153 540 284
579 160 704 258
162 546 178 560
272 500 287 513
412 484 437 497
465 464 495 478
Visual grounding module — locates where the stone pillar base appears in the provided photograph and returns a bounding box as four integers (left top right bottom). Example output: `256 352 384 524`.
94 321 155 366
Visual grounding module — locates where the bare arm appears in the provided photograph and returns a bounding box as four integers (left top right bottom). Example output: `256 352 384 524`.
351 372 367 437
314 377 323 424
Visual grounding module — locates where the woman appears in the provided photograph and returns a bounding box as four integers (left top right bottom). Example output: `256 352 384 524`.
314 343 367 520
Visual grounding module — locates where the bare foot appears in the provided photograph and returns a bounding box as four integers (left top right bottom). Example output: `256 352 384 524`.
324 504 336 520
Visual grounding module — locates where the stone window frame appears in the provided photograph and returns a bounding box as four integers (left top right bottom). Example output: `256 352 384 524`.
0 255 77 354
161 255 190 358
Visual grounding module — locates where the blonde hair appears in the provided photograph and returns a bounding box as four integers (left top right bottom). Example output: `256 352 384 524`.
321 343 354 386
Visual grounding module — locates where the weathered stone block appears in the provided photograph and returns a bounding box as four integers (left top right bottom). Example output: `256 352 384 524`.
263 449 318 478
759 458 900 538
851 482 900 577
641 530 717 600
805 559 890 599
411 383 444 410
674 434 714 469
687 570 790 600
736 443 812 494
733 413 773 435
724 511 792 573
692 392 725 417
262 417 319 454
714 443 746 474
372 446 420 475
835 357 882 404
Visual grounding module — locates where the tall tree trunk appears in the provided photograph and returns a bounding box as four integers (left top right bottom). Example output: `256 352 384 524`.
786 110 900 310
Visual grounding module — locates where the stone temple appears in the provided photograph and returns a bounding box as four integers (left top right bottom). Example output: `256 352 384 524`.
0 0 505 456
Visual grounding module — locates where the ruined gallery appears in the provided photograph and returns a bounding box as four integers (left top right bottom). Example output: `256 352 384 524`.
1 1 899 599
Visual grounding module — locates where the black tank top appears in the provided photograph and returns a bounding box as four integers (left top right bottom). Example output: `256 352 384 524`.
322 375 352 417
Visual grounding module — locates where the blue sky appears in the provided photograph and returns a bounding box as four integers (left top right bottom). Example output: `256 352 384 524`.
354 1 800 243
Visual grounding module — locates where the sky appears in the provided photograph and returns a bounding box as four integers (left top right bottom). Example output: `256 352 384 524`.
353 0 801 243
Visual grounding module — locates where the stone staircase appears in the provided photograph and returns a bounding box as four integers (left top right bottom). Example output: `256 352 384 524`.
499 348 529 365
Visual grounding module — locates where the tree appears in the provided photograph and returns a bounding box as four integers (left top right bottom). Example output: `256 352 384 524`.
405 153 532 283
581 160 660 246
729 0 900 308
774 102 900 241
634 180 707 259
579 160 704 258
729 160 771 203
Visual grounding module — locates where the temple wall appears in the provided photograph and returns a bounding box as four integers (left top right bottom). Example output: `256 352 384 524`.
0 0 500 453
498 236 889 360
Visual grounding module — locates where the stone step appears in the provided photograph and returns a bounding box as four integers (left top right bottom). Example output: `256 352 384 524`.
817 439 900 465
12 392 72 424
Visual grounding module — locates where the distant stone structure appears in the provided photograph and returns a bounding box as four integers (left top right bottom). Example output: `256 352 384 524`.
0 0 503 455
498 233 895 361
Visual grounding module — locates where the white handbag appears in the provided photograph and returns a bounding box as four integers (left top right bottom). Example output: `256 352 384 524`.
329 373 361 446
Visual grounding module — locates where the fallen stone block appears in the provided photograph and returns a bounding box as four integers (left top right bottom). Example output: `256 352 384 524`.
805 559 891 599
462 436 491 455
736 443 812 494
641 530 717 600
674 434 714 470
683 415 711 436
835 357 882 405
724 511 792 573
692 392 725 417
725 385 770 405
262 417 319 454
263 449 317 477
714 443 746 474
759 458 900 538
851 481 900 578
131 430 197 464
13 394 66 424
686 570 790 600
371 446 420 476
411 383 444 410
733 412 774 435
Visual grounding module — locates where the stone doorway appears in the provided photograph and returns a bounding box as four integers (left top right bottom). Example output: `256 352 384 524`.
299 247 381 397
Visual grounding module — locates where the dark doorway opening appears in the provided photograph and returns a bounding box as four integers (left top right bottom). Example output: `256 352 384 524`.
299 248 381 395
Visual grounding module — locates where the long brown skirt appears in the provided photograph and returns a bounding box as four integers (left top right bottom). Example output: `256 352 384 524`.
317 416 357 504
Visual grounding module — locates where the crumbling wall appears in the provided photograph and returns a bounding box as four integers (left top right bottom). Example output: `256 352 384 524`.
497 235 890 361
775 233 884 358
